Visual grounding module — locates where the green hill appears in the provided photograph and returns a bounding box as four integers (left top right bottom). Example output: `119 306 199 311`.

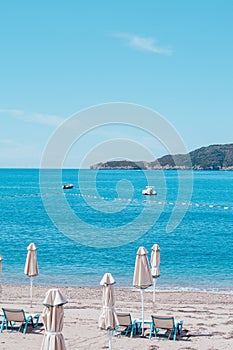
189 144 233 169
155 144 233 170
90 143 233 170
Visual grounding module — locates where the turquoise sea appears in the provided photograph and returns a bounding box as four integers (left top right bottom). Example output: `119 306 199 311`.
1 168 233 293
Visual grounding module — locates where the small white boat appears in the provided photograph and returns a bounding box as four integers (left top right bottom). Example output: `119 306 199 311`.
142 186 157 195
62 184 74 189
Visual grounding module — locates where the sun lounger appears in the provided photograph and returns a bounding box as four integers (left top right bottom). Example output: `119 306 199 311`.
114 313 137 338
0 308 40 334
149 315 183 340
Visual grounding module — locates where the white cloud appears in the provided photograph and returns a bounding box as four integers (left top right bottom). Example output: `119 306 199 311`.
0 109 64 126
113 32 172 55
0 138 14 145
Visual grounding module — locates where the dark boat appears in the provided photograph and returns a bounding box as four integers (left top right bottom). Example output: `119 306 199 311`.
62 184 74 189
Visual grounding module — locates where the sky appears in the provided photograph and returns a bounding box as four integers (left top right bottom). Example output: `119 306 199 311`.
1 0 233 168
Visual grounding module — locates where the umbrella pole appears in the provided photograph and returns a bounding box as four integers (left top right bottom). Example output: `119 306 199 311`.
153 278 157 304
30 276 33 308
0 262 2 296
140 289 144 336
107 329 112 350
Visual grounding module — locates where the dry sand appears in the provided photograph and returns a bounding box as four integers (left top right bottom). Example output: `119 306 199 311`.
0 284 233 349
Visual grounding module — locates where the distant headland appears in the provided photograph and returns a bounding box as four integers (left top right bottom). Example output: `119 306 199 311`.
90 143 233 170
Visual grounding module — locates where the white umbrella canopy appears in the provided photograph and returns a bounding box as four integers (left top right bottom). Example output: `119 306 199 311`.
151 244 161 303
41 288 68 350
133 246 153 336
24 242 39 307
99 273 118 350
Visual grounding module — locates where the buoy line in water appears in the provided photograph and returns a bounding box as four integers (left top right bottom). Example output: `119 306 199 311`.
1 191 233 211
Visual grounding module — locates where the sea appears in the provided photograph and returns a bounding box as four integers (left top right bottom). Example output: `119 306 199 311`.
1 168 233 294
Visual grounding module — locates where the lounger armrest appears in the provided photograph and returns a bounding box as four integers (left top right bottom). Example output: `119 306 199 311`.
25 313 40 328
25 315 33 320
25 313 40 319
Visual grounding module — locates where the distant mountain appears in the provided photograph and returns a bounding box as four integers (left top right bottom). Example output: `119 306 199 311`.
90 144 233 170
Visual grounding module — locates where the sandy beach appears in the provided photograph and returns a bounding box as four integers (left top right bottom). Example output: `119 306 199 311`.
0 284 233 349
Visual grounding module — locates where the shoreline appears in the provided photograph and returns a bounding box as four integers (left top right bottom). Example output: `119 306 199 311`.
2 281 233 295
1 284 233 349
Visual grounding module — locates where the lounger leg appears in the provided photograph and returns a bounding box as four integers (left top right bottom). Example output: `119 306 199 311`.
179 321 183 335
24 316 33 334
149 324 156 340
23 321 29 334
0 317 6 332
130 326 133 338
33 314 40 328
174 321 183 340
149 325 152 340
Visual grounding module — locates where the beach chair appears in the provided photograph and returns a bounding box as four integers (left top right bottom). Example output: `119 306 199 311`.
149 315 183 341
0 308 40 334
114 313 137 338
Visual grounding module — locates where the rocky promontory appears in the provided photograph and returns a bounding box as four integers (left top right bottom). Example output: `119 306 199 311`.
90 143 233 170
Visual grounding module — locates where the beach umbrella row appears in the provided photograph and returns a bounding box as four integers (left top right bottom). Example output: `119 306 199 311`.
2 241 159 348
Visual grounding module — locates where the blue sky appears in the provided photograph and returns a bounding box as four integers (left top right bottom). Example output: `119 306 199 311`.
1 0 232 168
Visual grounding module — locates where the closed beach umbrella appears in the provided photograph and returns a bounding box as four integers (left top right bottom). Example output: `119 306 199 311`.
24 242 39 307
41 288 68 350
151 244 160 303
99 273 118 350
133 246 153 336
